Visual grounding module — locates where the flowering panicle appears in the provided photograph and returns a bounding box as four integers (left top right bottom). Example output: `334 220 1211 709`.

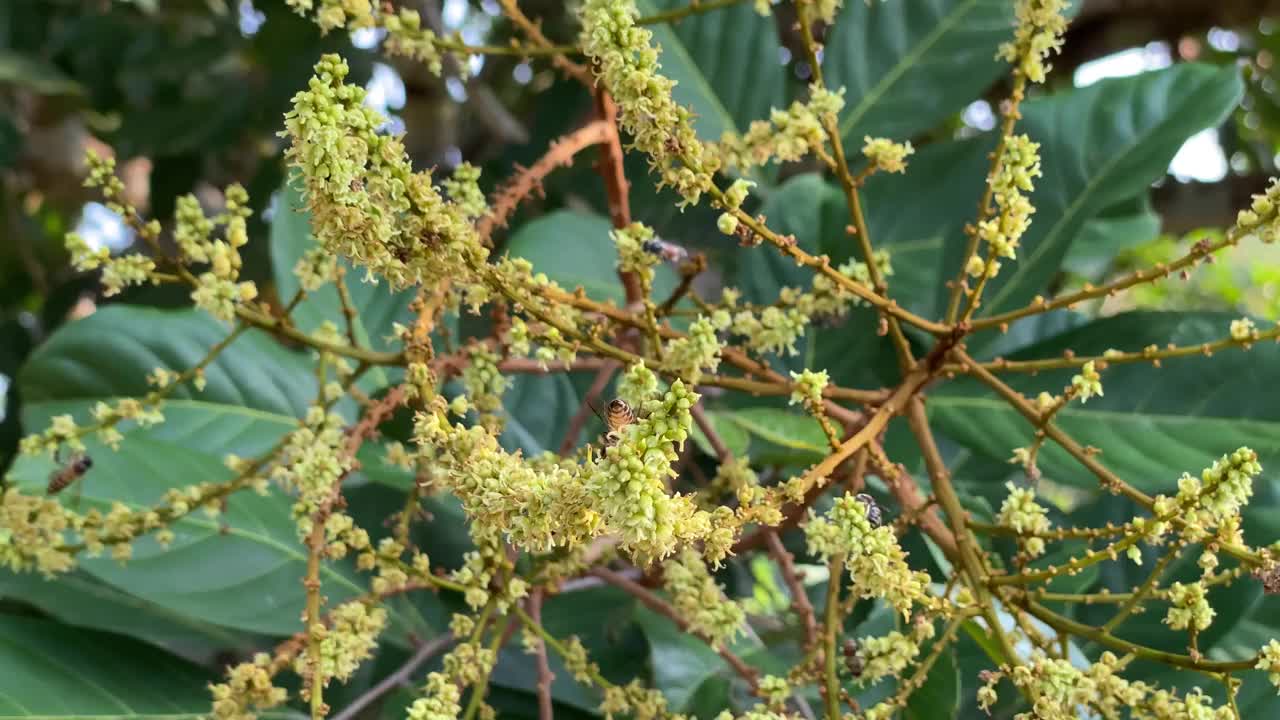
862 136 914 174
460 345 510 431
1234 178 1280 243
1070 359 1103 402
579 0 721 207
0 488 76 577
972 134 1041 280
662 547 745 644
805 493 929 617
788 369 828 408
1163 581 1214 632
1257 639 1280 691
406 671 463 720
999 0 1070 84
663 315 726 384
1151 447 1261 543
714 86 846 171
282 54 488 299
273 405 352 519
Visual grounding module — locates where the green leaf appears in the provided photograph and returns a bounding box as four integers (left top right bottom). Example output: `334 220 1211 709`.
634 606 729 712
0 569 264 664
724 408 828 461
969 63 1244 318
1062 197 1161 278
499 373 582 457
930 311 1280 493
690 410 752 460
635 0 787 142
0 616 225 719
270 179 415 354
826 0 1014 145
0 49 83 96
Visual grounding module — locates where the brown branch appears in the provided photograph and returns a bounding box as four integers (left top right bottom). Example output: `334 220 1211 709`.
530 589 555 720
590 566 759 690
764 530 819 649
497 0 593 85
477 120 611 244
593 90 643 307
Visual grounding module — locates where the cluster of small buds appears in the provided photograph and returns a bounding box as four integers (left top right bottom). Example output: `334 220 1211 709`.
1230 316 1257 342
999 0 1070 84
862 136 915 174
996 482 1052 557
706 456 760 507
589 372 707 563
804 492 929 618
663 315 726 384
1234 178 1280 242
286 0 373 32
580 0 721 207
788 368 829 408
406 671 462 720
855 630 921 685
460 345 510 430
68 151 166 297
717 179 757 236
972 134 1041 279
19 413 86 457
730 305 809 356
383 8 447 76
294 247 340 292
294 601 388 688
1155 447 1261 542
90 397 165 450
756 675 790 708
1256 639 1280 690
0 488 76 577
273 405 352 519
598 678 671 719
282 54 489 298
1164 581 1214 632
661 547 746 644
208 652 288 720
322 512 372 559
715 85 845 171
170 187 259 322
1070 360 1104 403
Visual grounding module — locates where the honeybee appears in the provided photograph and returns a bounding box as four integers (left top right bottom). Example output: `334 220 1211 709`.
642 237 690 264
855 492 882 528
595 398 638 447
47 453 93 495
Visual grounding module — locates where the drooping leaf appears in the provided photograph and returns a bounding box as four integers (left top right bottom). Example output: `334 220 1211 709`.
0 616 223 719
905 640 960 720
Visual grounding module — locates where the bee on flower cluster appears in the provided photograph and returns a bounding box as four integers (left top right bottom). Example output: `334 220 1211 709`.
642 236 690 264
600 398 638 447
855 492 882 527
47 453 93 495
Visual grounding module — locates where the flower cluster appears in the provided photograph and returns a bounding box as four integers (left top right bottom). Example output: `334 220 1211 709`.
1070 360 1103 403
1230 316 1257 341
1163 581 1214 632
209 653 288 720
662 547 746 644
999 0 1070 84
172 186 260 322
0 488 76 577
714 86 845 171
295 601 387 690
273 405 352 519
1235 178 1280 243
805 493 929 618
862 136 915 174
1256 639 1280 690
282 54 488 298
460 344 510 431
663 315 726 384
406 671 463 720
1161 447 1261 539
996 482 1052 557
970 134 1041 280
65 152 162 297
788 368 829 408
580 0 721 206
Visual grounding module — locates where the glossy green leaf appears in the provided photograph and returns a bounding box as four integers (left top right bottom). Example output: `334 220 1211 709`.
0 616 225 719
1062 197 1161 278
724 408 828 460
690 410 752 460
10 305 427 638
0 569 264 664
636 0 786 142
634 606 729 712
270 179 415 354
969 64 1244 318
931 311 1280 494
500 373 582 457
826 0 1014 145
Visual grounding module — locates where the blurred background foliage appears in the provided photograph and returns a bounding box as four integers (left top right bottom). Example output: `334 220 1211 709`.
6 1 1280 718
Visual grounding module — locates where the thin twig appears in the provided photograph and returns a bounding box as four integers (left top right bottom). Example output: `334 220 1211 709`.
531 590 555 720
558 360 620 456
331 634 454 720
